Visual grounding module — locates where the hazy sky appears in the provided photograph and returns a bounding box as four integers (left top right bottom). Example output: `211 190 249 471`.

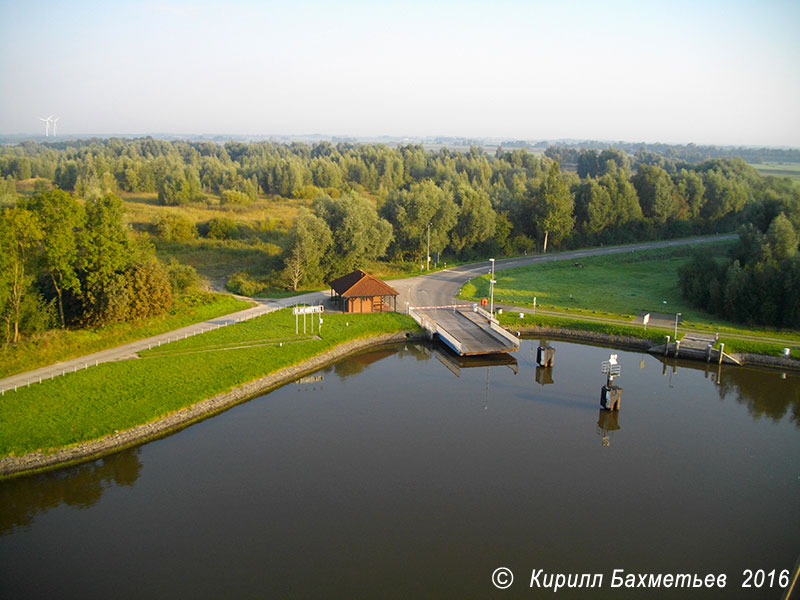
1 0 798 146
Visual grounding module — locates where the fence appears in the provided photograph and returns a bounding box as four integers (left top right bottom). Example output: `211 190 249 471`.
0 306 280 396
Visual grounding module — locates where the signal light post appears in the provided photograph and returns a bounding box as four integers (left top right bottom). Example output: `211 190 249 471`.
489 258 496 316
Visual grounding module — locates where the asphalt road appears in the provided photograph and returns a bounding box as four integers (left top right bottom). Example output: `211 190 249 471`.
0 234 737 393
390 234 737 308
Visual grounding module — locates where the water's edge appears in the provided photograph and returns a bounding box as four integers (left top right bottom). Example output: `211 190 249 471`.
2 324 797 479
0 331 418 479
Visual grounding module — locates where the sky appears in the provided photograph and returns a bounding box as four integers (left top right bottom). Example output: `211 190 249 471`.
1 0 799 146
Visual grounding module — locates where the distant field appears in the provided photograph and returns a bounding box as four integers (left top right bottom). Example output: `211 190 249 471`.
119 191 307 233
749 162 800 182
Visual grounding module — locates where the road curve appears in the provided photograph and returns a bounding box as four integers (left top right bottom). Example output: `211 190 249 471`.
0 234 734 392
390 234 736 308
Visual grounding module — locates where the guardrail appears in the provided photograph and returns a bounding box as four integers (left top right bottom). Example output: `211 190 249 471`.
473 304 498 323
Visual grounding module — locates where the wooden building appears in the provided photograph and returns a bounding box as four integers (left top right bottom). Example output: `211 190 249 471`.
328 270 399 313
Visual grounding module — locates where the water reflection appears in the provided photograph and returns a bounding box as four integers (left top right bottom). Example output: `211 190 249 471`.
596 409 621 447
432 347 518 378
535 366 554 385
0 448 142 535
0 340 797 599
654 355 800 427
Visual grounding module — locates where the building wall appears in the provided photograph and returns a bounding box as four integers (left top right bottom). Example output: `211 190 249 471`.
347 297 371 313
346 296 390 313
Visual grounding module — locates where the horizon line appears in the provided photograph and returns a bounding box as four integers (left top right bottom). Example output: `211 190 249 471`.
1 132 799 151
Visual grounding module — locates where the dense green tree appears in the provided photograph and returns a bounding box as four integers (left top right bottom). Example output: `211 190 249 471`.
766 213 797 261
633 164 679 223
54 160 79 191
314 193 393 276
0 207 43 342
700 167 749 221
674 169 706 219
30 190 84 327
449 185 496 254
533 161 574 252
79 194 132 325
381 180 457 262
286 208 333 285
598 166 642 225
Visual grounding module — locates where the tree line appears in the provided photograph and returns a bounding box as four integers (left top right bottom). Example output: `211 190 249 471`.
679 210 800 328
0 188 195 344
2 138 798 322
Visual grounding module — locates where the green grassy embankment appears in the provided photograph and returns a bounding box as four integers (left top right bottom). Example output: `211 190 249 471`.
496 312 799 358
0 310 417 458
460 244 800 358
0 292 251 379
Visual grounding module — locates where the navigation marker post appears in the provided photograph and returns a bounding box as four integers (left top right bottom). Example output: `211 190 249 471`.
600 353 623 411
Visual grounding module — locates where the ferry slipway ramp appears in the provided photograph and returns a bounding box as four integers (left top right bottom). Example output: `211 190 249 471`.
408 305 520 356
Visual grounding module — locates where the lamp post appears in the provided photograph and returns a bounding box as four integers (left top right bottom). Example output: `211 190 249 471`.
489 258 496 316
426 222 431 271
674 312 681 339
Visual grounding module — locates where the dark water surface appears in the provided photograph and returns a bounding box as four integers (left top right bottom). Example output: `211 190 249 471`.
1 340 798 599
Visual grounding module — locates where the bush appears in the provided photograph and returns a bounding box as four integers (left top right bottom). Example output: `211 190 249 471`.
126 261 174 320
206 217 239 240
226 271 266 296
220 189 253 205
165 259 199 293
154 212 197 242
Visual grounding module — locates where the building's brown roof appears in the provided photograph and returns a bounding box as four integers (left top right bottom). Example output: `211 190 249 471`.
328 269 399 298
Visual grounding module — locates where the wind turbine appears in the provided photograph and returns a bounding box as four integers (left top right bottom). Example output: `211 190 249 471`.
39 114 53 136
51 116 60 136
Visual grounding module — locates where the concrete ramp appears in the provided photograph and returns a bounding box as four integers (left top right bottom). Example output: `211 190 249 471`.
409 306 519 356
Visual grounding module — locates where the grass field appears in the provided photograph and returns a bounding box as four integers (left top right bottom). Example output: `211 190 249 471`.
748 162 800 183
0 292 251 379
460 243 800 347
461 245 726 321
0 310 417 458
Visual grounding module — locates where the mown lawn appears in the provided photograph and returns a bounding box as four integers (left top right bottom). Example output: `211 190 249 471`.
0 310 417 458
0 292 251 379
461 246 724 321
462 243 800 346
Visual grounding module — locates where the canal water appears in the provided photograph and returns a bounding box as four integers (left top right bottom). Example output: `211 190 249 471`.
1 340 798 599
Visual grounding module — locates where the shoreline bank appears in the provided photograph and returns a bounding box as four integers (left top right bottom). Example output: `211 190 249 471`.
3 325 797 479
0 331 419 479
507 324 800 371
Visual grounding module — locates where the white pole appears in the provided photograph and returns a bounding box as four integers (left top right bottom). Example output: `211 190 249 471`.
426 221 431 271
675 312 681 339
489 258 496 316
